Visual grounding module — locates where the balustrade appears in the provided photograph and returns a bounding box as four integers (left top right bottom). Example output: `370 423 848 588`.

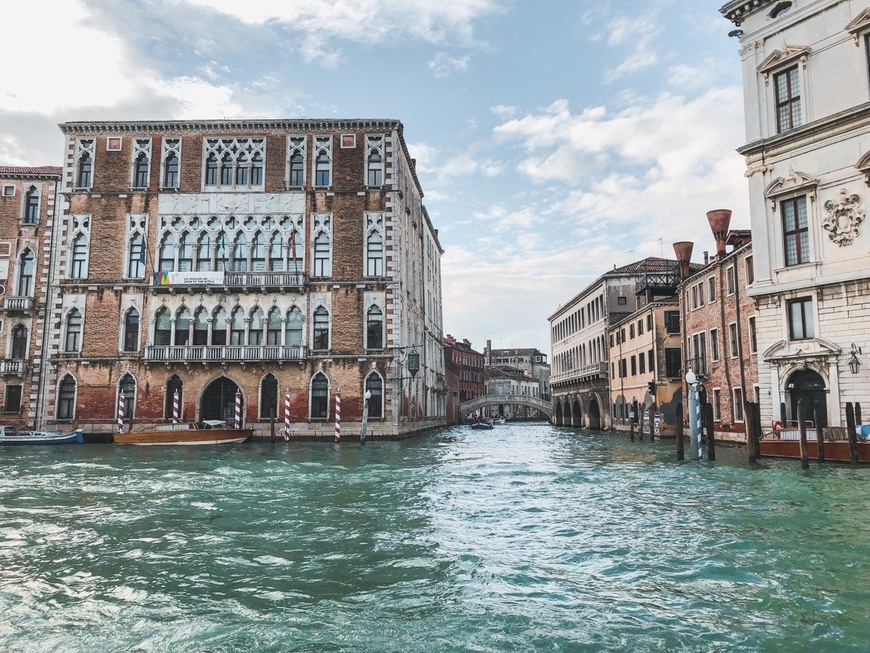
146 344 305 362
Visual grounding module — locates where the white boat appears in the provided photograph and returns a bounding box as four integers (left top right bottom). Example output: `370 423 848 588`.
0 426 83 445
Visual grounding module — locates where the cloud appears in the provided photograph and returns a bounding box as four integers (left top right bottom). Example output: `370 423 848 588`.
428 52 471 79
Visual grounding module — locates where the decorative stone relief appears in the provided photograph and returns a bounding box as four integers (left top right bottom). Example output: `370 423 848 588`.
822 189 864 247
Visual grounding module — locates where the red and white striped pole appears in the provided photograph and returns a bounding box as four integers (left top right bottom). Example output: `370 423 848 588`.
334 389 341 443
117 393 125 432
283 389 291 441
234 389 242 428
172 390 180 424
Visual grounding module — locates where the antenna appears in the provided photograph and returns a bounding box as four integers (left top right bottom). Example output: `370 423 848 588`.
658 238 664 258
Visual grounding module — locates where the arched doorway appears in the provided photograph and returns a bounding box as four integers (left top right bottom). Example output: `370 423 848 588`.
787 369 827 428
588 397 602 431
572 399 582 427
201 377 243 424
554 401 564 426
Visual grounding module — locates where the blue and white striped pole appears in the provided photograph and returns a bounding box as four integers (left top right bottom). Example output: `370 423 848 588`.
687 374 701 461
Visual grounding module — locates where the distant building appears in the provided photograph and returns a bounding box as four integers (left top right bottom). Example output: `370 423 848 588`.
0 166 62 427
40 119 445 436
443 334 485 407
721 0 870 429
483 364 542 420
484 342 550 401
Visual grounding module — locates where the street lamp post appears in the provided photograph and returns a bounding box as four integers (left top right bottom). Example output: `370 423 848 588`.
686 370 701 461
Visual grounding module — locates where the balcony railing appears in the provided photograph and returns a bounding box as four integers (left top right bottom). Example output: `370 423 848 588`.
551 362 608 384
0 359 27 375
2 296 34 312
151 270 305 291
146 344 305 363
685 356 708 378
635 264 680 296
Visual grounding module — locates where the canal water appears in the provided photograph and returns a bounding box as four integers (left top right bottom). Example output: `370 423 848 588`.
1 423 868 652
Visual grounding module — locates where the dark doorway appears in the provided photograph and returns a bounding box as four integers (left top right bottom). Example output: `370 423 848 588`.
572 399 582 427
588 397 602 431
787 369 827 428
201 377 243 424
554 402 563 426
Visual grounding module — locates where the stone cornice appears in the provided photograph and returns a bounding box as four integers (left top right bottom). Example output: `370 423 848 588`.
720 0 778 25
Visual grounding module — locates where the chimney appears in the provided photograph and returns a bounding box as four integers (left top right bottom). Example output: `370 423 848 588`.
673 241 694 281
486 339 492 364
707 209 732 258
704 251 709 265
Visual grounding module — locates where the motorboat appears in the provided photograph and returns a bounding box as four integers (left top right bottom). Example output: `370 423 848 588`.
759 425 870 463
0 426 83 445
114 420 253 445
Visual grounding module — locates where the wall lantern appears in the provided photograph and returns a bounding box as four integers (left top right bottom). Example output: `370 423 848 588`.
848 343 862 375
407 346 420 378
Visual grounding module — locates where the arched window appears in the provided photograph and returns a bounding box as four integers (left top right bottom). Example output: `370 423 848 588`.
312 306 329 350
70 234 88 279
367 149 383 187
285 306 303 347
178 232 193 271
175 307 191 346
212 307 228 346
205 153 218 186
366 230 384 277
313 232 331 277
118 373 136 419
366 305 383 349
24 185 39 224
232 233 248 272
315 151 330 187
248 307 264 346
16 249 35 296
193 308 208 345
229 307 246 345
11 325 28 359
165 375 183 420
289 151 304 187
220 152 233 185
289 229 303 271
127 232 145 278
251 232 265 271
65 309 83 352
269 232 284 271
215 231 229 271
76 152 92 188
57 374 77 420
365 373 383 418
154 307 171 346
158 233 176 272
251 152 264 186
266 307 282 345
196 233 211 271
133 152 149 188
236 152 249 186
310 372 329 419
123 308 140 352
260 373 278 418
163 152 179 188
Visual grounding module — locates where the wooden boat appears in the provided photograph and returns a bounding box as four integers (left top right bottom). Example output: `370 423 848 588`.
0 426 83 445
470 419 494 430
114 420 253 445
759 426 870 463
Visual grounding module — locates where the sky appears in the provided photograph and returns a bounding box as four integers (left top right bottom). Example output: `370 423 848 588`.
0 0 749 354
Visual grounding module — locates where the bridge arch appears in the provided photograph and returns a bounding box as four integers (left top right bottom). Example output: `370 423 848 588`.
460 393 551 420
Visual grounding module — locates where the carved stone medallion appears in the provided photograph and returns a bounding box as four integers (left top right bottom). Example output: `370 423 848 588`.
822 189 864 247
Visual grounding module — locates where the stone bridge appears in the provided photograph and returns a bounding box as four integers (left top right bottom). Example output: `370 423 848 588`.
460 394 552 420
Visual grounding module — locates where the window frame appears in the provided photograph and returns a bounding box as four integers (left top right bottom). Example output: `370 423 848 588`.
781 195 810 267
773 65 802 133
787 296 814 341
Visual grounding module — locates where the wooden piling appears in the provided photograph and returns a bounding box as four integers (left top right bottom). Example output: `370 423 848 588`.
744 400 757 463
856 402 863 427
705 402 716 461
630 415 635 442
846 402 859 465
813 400 825 463
780 402 787 425
798 400 809 469
649 406 655 442
752 402 762 461
675 401 684 462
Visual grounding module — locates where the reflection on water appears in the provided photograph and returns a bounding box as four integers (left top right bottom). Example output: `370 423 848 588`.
1 423 868 652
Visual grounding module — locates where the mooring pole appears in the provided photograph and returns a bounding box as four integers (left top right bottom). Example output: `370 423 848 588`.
798 400 809 469
675 401 684 462
846 402 859 465
705 402 716 462
814 400 825 463
688 377 700 461
745 400 757 464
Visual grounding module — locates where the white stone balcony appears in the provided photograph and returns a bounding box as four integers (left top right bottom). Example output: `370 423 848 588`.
0 359 27 375
145 344 305 363
550 362 608 385
2 296 34 312
151 270 305 292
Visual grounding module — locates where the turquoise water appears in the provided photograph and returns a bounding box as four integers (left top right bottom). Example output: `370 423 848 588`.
1 424 868 652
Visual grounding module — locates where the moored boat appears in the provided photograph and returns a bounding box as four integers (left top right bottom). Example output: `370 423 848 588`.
470 419 494 430
114 420 253 445
0 426 83 445
759 427 870 463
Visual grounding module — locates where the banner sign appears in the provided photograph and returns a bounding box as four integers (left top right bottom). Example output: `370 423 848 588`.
154 271 225 286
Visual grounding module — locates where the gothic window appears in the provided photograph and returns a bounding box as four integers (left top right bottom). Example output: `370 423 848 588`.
131 139 152 188
289 228 303 271
285 306 303 347
203 137 266 190
251 231 266 271
366 305 383 349
232 233 248 272
70 234 88 279
365 373 383 418
774 66 802 132
158 233 176 272
260 373 278 418
366 230 384 277
154 307 171 346
266 307 282 345
193 308 209 345
312 306 329 350
57 374 77 420
10 325 28 359
212 307 228 346
196 233 211 271
75 140 94 189
236 152 249 186
251 152 264 186
162 138 181 189
221 152 233 185
16 249 34 296
782 196 809 266
313 232 331 277
118 373 136 419
65 309 83 352
248 307 264 346
165 375 183 420
229 307 245 345
123 308 140 352
127 232 145 278
215 231 229 271
205 153 218 186
313 136 332 187
366 135 384 187
269 233 284 271
24 185 39 224
177 232 193 271
288 135 306 187
310 372 329 419
175 307 191 346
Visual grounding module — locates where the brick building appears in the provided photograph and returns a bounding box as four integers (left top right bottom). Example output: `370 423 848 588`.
443 335 484 404
0 166 62 427
40 119 444 437
675 210 758 443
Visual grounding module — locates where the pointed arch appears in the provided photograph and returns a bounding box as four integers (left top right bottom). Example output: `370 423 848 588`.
193 307 209 345
118 373 136 420
175 306 191 346
229 306 246 345
232 233 248 271
266 306 282 345
165 374 183 421
178 231 193 271
24 185 39 224
16 249 35 296
269 232 284 271
123 307 140 352
260 373 279 418
248 306 264 345
366 304 383 349
312 306 329 350
285 306 303 347
65 308 83 352
365 371 384 419
10 324 28 359
251 231 266 271
212 306 228 346
158 232 176 272
154 307 171 346
310 372 330 419
57 374 77 420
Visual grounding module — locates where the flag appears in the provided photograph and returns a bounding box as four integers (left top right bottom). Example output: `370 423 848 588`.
137 237 146 265
290 229 298 266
